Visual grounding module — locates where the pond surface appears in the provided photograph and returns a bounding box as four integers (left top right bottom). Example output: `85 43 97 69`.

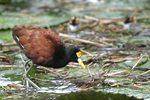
0 0 150 100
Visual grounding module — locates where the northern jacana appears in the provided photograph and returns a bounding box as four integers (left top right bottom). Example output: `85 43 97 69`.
12 26 86 89
68 16 80 35
123 16 137 30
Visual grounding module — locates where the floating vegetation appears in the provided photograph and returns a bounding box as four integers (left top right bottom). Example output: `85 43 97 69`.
0 0 150 99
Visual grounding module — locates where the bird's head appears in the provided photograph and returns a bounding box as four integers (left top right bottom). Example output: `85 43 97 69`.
66 46 86 70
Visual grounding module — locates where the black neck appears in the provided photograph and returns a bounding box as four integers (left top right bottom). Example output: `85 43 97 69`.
51 44 79 68
52 44 69 68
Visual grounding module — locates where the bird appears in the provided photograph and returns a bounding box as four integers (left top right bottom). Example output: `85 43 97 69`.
12 26 86 89
123 16 137 30
68 16 80 36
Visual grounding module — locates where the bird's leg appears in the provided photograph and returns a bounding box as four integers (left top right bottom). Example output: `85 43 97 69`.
23 59 40 90
67 23 71 35
22 59 30 87
75 31 77 38
127 28 131 35
67 27 70 35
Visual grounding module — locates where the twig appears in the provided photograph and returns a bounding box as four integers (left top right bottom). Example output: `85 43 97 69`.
94 35 115 47
59 33 106 47
90 47 123 51
102 63 111 68
106 70 127 76
79 20 99 30
85 15 122 24
34 78 69 82
78 69 108 83
67 64 81 69
136 70 150 77
111 83 122 87
0 65 19 68
105 75 150 79
99 38 117 42
84 15 99 21
2 43 17 47
86 7 133 12
134 82 150 85
97 39 114 47
132 83 146 90
19 54 25 63
80 49 93 57
102 56 140 64
40 66 62 76
126 54 143 76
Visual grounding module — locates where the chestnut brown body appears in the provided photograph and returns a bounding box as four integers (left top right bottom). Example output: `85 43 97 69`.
12 26 64 67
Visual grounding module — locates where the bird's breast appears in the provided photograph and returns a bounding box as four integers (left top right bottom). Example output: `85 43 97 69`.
68 24 78 32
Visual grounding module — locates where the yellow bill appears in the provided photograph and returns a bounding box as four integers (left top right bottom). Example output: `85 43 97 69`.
77 58 86 70
76 51 86 70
